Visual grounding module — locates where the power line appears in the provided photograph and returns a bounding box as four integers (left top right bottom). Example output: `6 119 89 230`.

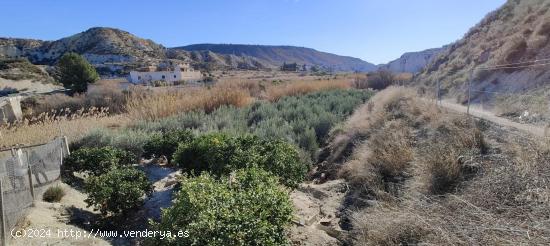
469 89 546 98
477 61 550 71
477 57 550 69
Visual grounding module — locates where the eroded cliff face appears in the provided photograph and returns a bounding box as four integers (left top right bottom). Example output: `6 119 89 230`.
379 47 445 73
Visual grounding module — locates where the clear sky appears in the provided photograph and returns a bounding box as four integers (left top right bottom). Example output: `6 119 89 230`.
0 0 506 64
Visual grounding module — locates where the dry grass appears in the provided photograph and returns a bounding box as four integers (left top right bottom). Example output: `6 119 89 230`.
22 81 127 117
125 86 253 121
0 110 128 147
265 79 351 102
336 87 484 200
126 78 353 121
323 87 548 245
3 73 356 147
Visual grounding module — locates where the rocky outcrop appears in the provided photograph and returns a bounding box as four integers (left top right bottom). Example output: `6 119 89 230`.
378 47 445 73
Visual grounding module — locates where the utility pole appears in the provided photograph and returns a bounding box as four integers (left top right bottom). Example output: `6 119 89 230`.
435 80 439 105
0 177 6 246
467 70 473 115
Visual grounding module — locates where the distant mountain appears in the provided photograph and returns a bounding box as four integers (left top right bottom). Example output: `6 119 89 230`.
414 0 550 101
0 27 166 64
0 27 376 75
175 44 377 72
378 47 446 73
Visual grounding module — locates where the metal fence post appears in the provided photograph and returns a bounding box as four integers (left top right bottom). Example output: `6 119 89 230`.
62 136 70 156
25 151 35 203
0 177 7 246
467 70 473 115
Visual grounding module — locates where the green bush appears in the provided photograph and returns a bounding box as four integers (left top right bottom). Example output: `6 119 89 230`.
143 129 194 163
149 168 293 245
173 133 308 187
134 89 372 160
84 167 151 217
72 128 154 159
42 186 65 203
63 146 135 181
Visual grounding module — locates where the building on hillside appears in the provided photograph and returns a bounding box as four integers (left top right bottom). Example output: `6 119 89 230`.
129 63 202 85
0 96 23 124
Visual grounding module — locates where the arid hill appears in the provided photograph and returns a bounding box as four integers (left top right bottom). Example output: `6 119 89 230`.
415 0 550 103
0 27 377 75
175 44 377 72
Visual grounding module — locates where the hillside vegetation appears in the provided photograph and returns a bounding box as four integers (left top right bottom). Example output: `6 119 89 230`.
415 0 550 106
313 87 550 245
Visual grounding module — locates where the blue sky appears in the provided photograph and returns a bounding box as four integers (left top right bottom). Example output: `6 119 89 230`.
0 0 505 64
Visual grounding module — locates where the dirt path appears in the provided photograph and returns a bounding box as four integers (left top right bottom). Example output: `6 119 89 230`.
436 100 548 138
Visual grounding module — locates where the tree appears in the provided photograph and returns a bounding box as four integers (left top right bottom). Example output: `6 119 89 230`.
56 52 99 94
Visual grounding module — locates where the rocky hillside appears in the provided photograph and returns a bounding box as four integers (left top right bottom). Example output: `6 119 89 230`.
175 44 377 72
414 0 550 103
378 47 445 73
0 27 376 75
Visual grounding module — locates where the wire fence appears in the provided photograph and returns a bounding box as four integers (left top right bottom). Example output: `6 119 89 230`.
0 136 69 245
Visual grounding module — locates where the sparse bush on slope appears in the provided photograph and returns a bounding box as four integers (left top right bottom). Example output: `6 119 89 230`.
318 86 550 244
42 186 66 203
148 168 293 246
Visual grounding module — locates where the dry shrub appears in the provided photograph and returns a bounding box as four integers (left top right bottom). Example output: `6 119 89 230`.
125 86 253 121
535 17 550 36
352 206 426 246
0 112 128 147
22 82 127 118
414 117 486 194
216 79 265 98
265 79 350 102
496 35 528 65
341 120 414 198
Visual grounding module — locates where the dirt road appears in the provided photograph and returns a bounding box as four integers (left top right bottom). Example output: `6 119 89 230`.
436 100 547 138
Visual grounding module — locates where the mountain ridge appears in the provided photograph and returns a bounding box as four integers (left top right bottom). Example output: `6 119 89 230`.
175 43 377 72
0 27 377 74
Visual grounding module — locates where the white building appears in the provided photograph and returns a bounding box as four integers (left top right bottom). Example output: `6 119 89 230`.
129 63 202 85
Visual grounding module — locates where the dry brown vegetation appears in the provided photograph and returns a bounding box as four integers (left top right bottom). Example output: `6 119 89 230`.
125 86 253 121
2 74 357 147
0 112 128 148
126 78 352 121
265 79 350 102
21 80 127 118
314 87 550 244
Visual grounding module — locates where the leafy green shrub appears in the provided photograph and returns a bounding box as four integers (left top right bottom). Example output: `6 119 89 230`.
173 133 308 187
143 129 194 162
63 146 135 182
42 186 65 203
149 168 293 245
84 167 151 217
